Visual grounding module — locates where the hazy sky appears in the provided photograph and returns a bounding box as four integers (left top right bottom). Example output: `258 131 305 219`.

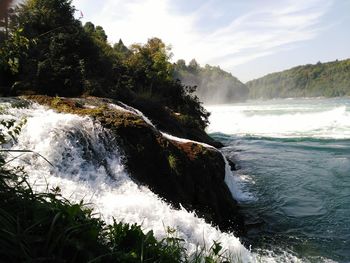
72 0 350 82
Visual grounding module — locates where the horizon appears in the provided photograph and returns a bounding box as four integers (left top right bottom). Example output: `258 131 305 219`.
72 0 350 82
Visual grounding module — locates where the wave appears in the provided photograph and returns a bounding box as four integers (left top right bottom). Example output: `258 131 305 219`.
206 104 350 139
212 132 350 145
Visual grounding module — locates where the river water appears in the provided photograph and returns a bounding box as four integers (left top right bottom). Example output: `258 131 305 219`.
207 98 350 262
1 97 349 262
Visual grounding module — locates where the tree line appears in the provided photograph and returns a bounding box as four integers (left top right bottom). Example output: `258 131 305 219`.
247 59 350 99
173 57 350 103
0 0 209 130
1 0 348 111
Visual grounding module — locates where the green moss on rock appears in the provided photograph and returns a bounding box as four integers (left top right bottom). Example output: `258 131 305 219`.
25 95 244 234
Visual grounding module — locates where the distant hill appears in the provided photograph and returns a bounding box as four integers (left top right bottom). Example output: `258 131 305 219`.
174 59 249 104
246 59 350 99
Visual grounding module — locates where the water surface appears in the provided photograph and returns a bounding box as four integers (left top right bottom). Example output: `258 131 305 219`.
207 98 350 262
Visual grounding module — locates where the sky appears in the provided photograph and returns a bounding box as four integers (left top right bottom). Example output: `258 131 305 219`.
72 0 350 82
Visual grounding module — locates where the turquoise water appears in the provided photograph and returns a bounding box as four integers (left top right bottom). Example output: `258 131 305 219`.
207 98 350 262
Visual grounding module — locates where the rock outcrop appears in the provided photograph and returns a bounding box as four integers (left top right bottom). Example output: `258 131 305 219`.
25 95 244 234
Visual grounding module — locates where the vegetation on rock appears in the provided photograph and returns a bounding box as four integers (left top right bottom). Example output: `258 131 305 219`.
0 0 213 145
26 95 244 233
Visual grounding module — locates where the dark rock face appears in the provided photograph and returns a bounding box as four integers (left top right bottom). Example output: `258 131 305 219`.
107 117 244 234
26 95 244 235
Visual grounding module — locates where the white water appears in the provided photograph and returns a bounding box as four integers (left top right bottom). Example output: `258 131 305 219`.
161 132 253 203
112 102 252 203
0 100 312 262
205 98 350 263
116 101 157 128
91 100 250 204
223 158 256 203
206 100 350 139
1 102 254 262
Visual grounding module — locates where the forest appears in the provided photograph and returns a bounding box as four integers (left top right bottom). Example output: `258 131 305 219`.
247 59 350 99
3 0 348 107
0 0 209 132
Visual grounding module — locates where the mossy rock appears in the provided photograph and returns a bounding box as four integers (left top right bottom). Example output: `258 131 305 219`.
26 95 244 234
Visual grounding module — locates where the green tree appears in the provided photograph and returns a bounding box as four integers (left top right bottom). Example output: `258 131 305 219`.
0 0 211 134
0 28 30 94
83 21 94 34
113 39 131 59
6 0 86 96
83 22 107 43
127 37 173 94
176 59 186 71
95 25 107 42
188 58 199 73
1 0 120 97
14 0 76 38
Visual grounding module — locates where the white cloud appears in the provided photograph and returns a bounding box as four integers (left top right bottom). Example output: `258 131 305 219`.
73 0 332 79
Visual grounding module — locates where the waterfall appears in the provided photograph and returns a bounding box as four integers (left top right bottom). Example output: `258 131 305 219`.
0 99 306 262
0 101 253 262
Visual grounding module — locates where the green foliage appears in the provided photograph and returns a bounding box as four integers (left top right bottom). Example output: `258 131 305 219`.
83 22 108 43
113 38 132 59
247 59 350 99
126 37 174 93
0 25 31 94
106 222 184 262
1 0 84 95
95 26 107 42
174 60 249 104
0 28 30 74
0 0 120 97
123 38 209 129
0 118 26 145
0 0 210 131
15 0 76 37
168 154 178 172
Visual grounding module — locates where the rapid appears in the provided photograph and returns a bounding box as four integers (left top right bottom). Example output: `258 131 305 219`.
207 98 350 263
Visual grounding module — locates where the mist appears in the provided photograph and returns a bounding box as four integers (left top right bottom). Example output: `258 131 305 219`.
174 59 249 105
